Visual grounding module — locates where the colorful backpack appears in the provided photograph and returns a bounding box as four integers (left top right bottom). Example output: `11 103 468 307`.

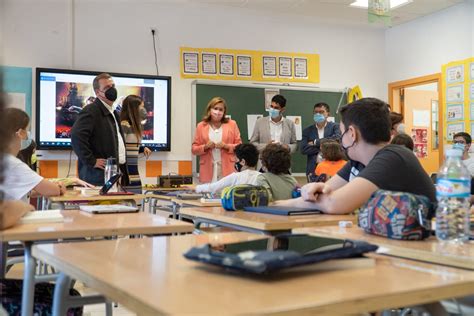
358 190 435 240
221 185 269 211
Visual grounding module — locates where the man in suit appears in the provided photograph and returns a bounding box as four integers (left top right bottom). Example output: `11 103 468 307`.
301 102 341 175
250 94 297 154
71 73 128 185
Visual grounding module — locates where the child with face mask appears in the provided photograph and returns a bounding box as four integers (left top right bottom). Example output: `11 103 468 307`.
0 108 92 203
195 143 260 194
192 97 242 183
276 98 435 214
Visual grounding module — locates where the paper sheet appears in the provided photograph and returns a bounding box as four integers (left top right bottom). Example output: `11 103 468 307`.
6 92 26 111
247 114 264 140
287 116 302 140
412 110 430 127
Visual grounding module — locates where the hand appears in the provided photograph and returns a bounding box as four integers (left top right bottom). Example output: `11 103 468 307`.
57 182 67 195
70 177 95 188
308 141 314 145
143 147 152 159
216 142 229 150
301 182 332 202
94 158 107 170
204 141 215 151
282 144 289 150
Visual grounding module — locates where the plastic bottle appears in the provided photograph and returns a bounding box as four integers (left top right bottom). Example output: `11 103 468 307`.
435 149 471 242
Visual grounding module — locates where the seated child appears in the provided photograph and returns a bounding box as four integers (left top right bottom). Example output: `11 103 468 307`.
195 143 260 194
256 143 298 201
0 108 91 203
314 140 346 179
391 133 414 151
276 98 435 214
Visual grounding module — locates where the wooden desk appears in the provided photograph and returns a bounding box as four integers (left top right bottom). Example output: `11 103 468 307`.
33 233 474 315
0 211 193 316
172 198 221 207
45 191 147 211
179 206 356 234
295 226 474 270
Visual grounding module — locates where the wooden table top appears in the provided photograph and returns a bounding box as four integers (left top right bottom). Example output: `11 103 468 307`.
33 232 474 315
49 191 147 202
0 211 193 242
295 226 474 270
179 206 355 231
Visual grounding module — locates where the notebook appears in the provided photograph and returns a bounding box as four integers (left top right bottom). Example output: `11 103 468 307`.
243 206 322 216
79 204 139 214
20 210 64 224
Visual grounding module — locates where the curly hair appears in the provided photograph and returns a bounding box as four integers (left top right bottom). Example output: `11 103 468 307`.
320 140 345 161
261 143 291 175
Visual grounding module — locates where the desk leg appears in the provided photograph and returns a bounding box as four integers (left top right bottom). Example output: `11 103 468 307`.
52 273 71 316
0 242 7 278
172 201 179 219
21 242 36 316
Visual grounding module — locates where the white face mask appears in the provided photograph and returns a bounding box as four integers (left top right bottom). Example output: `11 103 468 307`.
396 123 405 134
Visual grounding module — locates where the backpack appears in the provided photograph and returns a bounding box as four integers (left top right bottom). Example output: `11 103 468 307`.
358 190 435 240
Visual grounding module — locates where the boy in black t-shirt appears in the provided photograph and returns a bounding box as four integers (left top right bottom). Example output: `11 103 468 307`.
276 98 436 214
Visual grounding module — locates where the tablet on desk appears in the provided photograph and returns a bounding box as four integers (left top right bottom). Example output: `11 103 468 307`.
99 174 134 196
244 206 322 216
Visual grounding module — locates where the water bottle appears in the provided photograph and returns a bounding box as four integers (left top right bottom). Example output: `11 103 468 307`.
435 149 471 243
104 157 118 192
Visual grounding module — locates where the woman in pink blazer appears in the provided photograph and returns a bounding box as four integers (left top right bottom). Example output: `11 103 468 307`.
192 97 242 183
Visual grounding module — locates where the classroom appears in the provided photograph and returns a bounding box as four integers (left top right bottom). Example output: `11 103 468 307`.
0 0 474 315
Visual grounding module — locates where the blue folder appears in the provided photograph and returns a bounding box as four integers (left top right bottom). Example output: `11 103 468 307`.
244 206 322 216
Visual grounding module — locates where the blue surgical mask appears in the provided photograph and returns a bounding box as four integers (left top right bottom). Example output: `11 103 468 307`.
453 142 466 152
267 108 280 119
313 113 325 124
20 131 32 151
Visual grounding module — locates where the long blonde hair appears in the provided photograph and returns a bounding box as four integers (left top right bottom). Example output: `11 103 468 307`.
202 97 229 123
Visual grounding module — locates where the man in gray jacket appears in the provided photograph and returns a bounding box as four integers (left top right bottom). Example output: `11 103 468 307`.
250 94 297 153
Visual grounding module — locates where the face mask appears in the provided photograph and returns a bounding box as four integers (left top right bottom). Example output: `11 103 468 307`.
20 131 32 151
267 108 280 119
453 142 466 152
139 108 147 121
396 123 405 134
340 129 356 160
234 160 243 172
211 109 224 120
314 113 325 124
104 87 118 102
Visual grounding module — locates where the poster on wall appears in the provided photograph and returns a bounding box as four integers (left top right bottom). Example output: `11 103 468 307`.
219 54 234 75
471 122 474 136
202 53 217 74
237 55 251 77
183 52 199 73
6 92 26 111
247 114 264 140
279 57 292 77
262 56 277 77
412 110 430 127
414 143 428 158
264 88 280 110
471 62 474 80
446 122 464 141
287 116 302 140
446 65 464 83
471 103 474 120
470 83 474 100
411 128 428 159
446 104 464 121
294 58 308 78
446 85 464 103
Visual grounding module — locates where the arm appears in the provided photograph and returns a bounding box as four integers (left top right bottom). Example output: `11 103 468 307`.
288 121 298 154
0 200 34 229
249 121 268 152
71 110 97 167
192 124 206 156
196 173 238 194
326 123 341 141
33 179 66 197
255 174 273 202
220 121 242 154
300 127 320 156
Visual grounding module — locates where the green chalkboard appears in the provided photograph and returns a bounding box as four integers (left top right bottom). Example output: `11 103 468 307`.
195 83 344 173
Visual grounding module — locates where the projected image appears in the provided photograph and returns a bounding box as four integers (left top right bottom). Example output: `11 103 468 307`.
55 82 155 139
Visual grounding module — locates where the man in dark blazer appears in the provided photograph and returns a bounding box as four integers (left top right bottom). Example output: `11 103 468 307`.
301 102 341 175
71 73 128 185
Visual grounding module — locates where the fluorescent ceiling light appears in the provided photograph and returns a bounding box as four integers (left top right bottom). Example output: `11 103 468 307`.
350 0 412 9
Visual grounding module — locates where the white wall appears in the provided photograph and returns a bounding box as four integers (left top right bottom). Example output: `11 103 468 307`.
385 1 473 85
2 0 386 161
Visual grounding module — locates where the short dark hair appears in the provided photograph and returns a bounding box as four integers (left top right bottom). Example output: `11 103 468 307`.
314 102 330 113
271 94 286 108
234 143 259 168
320 140 345 161
391 134 414 151
339 98 391 145
261 143 291 175
390 112 403 129
92 73 112 91
453 132 472 144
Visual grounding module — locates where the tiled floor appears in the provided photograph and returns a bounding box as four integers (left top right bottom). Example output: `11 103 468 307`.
6 263 136 316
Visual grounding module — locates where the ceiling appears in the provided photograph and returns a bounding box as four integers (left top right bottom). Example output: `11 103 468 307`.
183 0 465 27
